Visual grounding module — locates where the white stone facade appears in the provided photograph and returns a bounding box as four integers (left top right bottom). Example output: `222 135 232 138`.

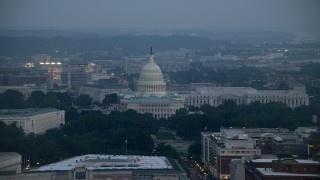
136 50 166 97
0 108 65 134
123 49 184 119
187 87 309 108
125 97 185 119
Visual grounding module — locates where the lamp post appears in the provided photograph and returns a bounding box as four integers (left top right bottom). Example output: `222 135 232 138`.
125 138 128 156
58 99 61 109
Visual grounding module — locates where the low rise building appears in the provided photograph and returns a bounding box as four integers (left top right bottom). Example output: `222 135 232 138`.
201 128 261 179
0 108 65 134
79 84 130 103
0 152 21 176
295 127 319 140
28 154 187 180
245 158 320 180
272 134 307 158
122 96 185 119
7 75 48 86
187 87 309 109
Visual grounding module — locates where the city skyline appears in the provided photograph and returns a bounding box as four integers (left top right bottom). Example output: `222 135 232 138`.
0 0 319 33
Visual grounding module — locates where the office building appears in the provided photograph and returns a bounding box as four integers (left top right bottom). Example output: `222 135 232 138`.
245 158 320 179
201 128 261 179
187 86 309 109
29 154 187 180
0 108 65 134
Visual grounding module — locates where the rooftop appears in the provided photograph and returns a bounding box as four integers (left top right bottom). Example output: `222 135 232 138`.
194 86 308 96
256 168 320 177
0 108 63 118
0 152 21 162
31 154 173 171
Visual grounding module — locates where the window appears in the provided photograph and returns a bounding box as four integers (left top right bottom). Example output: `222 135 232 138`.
75 172 86 179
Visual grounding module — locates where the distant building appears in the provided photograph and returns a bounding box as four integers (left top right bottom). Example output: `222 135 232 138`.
121 48 185 119
28 154 188 180
79 85 130 103
7 75 48 86
202 127 315 179
125 60 146 74
245 158 320 179
158 57 191 72
200 53 240 69
124 96 185 119
295 127 318 140
201 128 261 179
61 70 87 90
272 133 307 158
0 152 21 176
230 159 245 180
0 108 65 134
61 62 88 90
187 86 309 109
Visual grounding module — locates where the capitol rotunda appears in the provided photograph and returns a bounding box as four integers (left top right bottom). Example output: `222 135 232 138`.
121 48 185 119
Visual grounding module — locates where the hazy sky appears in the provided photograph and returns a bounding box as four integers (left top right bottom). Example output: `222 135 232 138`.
1 0 319 31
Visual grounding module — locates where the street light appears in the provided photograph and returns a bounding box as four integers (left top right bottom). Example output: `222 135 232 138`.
58 99 61 109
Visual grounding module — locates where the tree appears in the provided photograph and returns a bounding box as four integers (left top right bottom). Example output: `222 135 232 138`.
56 92 73 110
26 91 46 107
188 142 202 163
75 94 92 108
65 107 80 121
154 143 179 159
102 93 118 106
0 89 25 108
44 91 59 108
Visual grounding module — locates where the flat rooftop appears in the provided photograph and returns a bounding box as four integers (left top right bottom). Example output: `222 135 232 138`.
251 159 320 164
31 154 173 171
0 152 21 162
256 168 320 177
0 108 63 118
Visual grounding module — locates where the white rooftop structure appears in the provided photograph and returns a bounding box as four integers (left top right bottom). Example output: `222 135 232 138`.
32 154 173 171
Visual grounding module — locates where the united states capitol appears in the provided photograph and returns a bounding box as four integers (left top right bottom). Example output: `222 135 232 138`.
118 48 308 119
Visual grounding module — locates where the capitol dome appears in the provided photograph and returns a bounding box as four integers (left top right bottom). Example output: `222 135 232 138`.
136 48 166 97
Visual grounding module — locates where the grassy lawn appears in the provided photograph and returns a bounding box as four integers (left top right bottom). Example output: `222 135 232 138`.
155 132 176 140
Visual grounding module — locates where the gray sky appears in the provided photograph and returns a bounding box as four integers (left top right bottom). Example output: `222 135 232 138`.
0 0 319 31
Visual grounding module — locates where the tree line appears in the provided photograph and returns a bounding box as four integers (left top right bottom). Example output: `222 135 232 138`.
0 89 319 166
165 100 319 140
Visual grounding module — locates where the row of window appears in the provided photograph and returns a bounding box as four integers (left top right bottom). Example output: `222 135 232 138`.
138 85 165 90
220 150 259 154
130 104 181 107
188 97 307 107
137 108 175 113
